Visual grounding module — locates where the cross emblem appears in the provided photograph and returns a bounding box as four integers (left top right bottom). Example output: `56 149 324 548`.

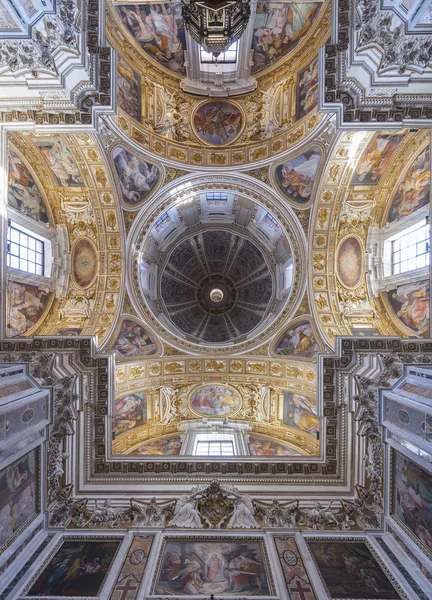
114 579 138 600
289 579 312 600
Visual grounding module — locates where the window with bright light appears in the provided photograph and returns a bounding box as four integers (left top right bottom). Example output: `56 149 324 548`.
195 440 234 456
206 193 228 202
391 220 430 275
200 42 238 64
7 224 44 275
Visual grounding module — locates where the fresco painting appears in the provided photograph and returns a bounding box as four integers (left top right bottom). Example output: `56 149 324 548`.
308 541 401 599
387 279 429 337
110 535 153 600
72 238 98 288
8 151 49 223
34 138 83 187
193 101 243 146
154 539 271 596
274 537 317 600
0 449 38 550
190 385 241 417
296 56 318 120
275 148 321 203
113 147 159 206
252 2 320 73
113 392 147 437
274 320 320 358
387 146 430 222
394 451 432 553
283 392 319 434
248 435 301 456
28 540 120 596
117 61 141 122
336 236 363 289
116 2 186 74
352 134 403 185
7 281 51 338
130 435 182 456
112 319 157 358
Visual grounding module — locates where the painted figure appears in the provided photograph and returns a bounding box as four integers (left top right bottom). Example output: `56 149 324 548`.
113 148 159 205
193 102 243 146
388 280 429 337
35 138 83 187
275 321 320 358
117 61 141 121
8 151 49 223
352 134 403 185
112 319 157 358
276 149 321 202
388 146 430 221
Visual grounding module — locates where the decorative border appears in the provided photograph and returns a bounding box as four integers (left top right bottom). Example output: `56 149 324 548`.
149 535 277 597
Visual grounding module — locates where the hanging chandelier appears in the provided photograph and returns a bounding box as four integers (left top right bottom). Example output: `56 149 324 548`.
182 0 251 59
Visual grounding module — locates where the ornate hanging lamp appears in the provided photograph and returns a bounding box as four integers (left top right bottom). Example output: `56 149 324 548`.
182 0 251 59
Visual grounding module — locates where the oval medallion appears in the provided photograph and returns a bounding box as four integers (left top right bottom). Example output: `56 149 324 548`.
193 101 243 146
72 238 98 288
336 236 364 289
22 408 34 423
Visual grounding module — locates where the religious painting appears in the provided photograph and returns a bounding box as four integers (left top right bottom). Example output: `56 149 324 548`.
387 146 430 222
152 538 273 596
28 539 120 596
6 281 51 338
0 449 38 550
72 238 98 288
251 2 320 73
113 147 160 206
274 537 317 600
274 320 320 359
112 319 157 359
283 392 319 434
193 101 243 146
109 535 153 600
308 540 401 599
189 385 241 417
336 236 364 289
130 435 182 456
116 2 186 75
352 133 403 186
275 148 321 204
296 56 318 120
34 138 83 187
8 151 49 223
117 61 141 122
393 451 432 555
386 279 429 337
248 435 301 456
113 392 147 437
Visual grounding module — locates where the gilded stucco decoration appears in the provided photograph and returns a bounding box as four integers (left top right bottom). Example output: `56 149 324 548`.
6 133 123 345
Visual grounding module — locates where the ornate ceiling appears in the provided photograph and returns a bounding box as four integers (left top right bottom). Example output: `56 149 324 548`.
0 3 431 598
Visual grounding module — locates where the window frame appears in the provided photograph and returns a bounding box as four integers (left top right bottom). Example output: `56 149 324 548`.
7 223 45 276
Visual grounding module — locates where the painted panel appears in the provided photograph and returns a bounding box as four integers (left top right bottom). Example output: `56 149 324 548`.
129 435 182 456
394 451 432 555
72 238 98 289
116 2 186 75
7 282 52 338
0 397 48 442
296 56 318 120
112 319 157 358
351 134 403 186
308 540 401 599
117 61 141 122
386 279 429 337
34 138 83 187
274 320 320 358
189 385 241 417
109 535 153 600
113 147 159 206
248 435 301 456
192 101 243 146
274 537 317 599
113 392 147 437
283 392 319 433
28 540 120 596
336 236 363 289
275 148 321 204
0 449 38 551
8 151 49 223
153 538 273 596
387 146 430 222
252 2 320 73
